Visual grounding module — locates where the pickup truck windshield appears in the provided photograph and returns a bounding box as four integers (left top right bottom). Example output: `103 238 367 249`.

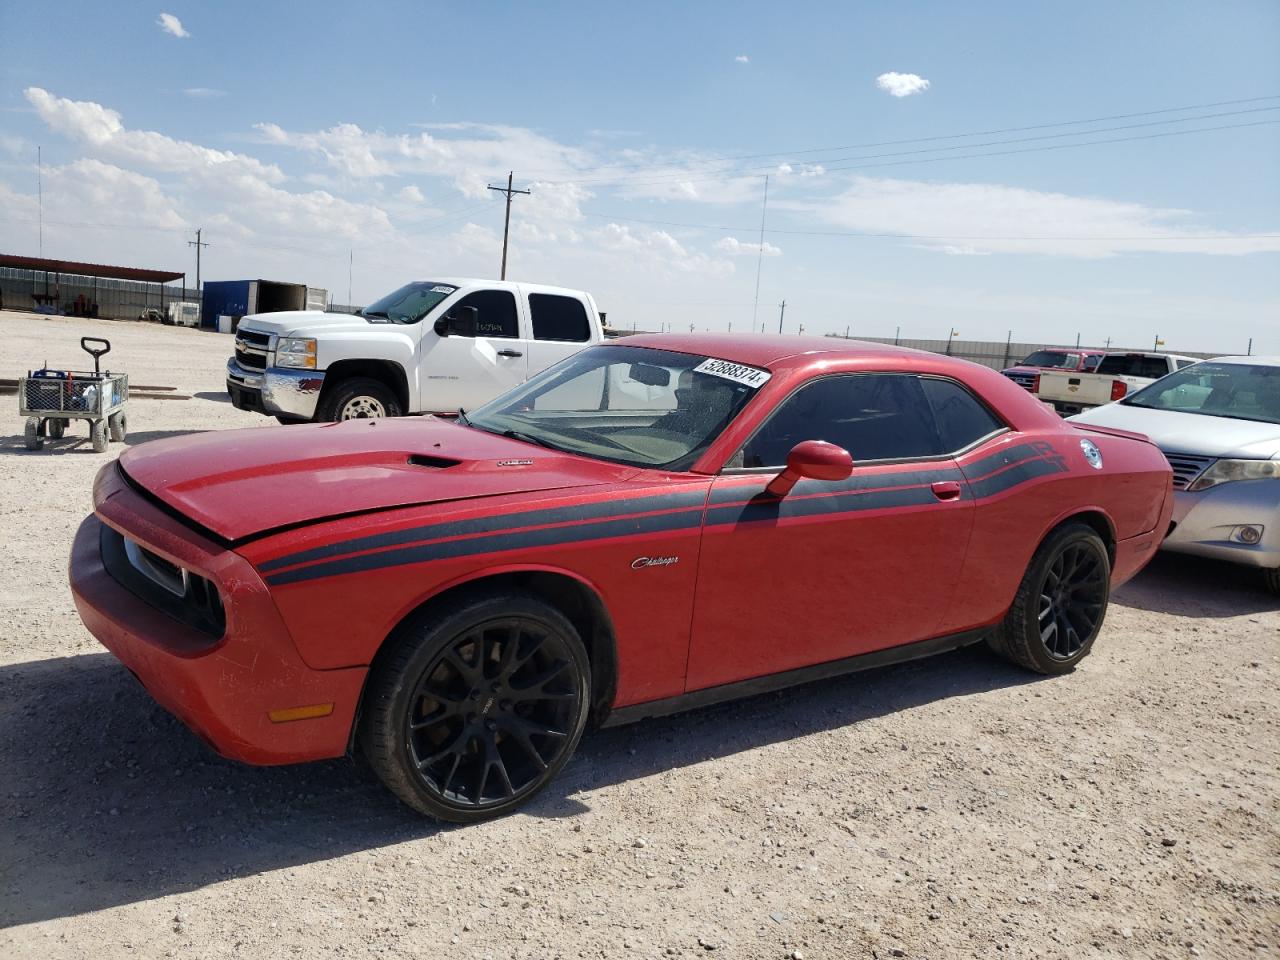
1096 355 1175 378
361 282 458 324
1020 351 1076 369
1124 362 1280 424
465 345 768 471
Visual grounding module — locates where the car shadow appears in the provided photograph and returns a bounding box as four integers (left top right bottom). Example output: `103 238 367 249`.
192 390 230 403
0 643 1040 927
124 429 209 446
1112 552 1278 618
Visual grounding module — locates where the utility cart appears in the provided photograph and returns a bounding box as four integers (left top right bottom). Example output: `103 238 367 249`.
21 337 129 452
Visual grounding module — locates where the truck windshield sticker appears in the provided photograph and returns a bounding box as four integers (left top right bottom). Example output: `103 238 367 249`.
693 358 772 389
429 285 456 294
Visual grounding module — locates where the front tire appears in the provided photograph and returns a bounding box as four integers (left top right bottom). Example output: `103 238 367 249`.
317 377 403 422
359 592 592 821
24 418 43 451
987 522 1110 674
1263 567 1280 596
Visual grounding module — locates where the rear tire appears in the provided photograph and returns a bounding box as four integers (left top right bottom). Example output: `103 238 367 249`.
317 377 402 422
47 419 66 440
987 522 1110 674
359 591 591 822
1263 567 1280 596
24 418 43 451
90 420 108 453
108 412 127 443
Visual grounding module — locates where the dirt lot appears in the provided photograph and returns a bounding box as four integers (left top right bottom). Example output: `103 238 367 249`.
0 310 1276 960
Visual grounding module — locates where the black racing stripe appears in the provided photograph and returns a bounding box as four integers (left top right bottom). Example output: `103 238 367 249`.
964 442 1044 480
259 488 709 573
709 465 962 505
967 455 1065 499
706 483 938 528
266 507 704 587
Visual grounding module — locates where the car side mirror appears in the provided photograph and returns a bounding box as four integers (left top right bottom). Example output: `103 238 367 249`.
434 305 478 338
765 440 854 498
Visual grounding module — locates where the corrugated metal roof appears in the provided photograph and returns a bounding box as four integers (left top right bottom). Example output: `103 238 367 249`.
0 253 185 283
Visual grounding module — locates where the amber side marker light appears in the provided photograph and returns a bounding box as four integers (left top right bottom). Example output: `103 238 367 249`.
268 703 334 723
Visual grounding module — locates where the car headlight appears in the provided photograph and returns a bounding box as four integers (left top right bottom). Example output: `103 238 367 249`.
1188 458 1280 491
275 337 317 369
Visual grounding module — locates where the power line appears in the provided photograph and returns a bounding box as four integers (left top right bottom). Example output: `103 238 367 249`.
523 94 1280 180
577 211 1280 242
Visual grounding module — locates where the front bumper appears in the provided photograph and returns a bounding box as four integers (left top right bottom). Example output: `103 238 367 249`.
1163 479 1280 570
69 465 365 765
226 358 324 420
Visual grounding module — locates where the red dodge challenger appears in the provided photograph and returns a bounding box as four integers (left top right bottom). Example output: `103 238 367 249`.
71 335 1173 820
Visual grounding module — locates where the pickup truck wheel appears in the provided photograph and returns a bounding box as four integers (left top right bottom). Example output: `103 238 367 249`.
1263 567 1280 596
318 377 403 422
359 592 591 822
986 522 1110 675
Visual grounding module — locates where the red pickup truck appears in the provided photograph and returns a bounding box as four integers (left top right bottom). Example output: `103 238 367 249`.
1002 349 1105 392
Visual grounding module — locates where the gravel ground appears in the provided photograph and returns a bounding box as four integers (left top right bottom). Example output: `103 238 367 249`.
0 311 1276 960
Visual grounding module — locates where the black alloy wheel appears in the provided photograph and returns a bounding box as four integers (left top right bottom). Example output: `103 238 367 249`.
1037 540 1107 660
987 522 1111 675
361 593 591 820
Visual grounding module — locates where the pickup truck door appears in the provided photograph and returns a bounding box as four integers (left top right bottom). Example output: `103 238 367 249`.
522 292 596 376
418 289 529 412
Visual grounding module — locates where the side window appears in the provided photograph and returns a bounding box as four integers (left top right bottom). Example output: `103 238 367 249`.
452 290 518 338
919 377 1005 452
1083 355 1101 371
530 294 591 342
739 374 941 468
1176 359 1197 370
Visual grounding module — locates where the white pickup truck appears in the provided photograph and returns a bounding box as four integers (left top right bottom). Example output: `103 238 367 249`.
1038 351 1199 415
226 278 607 422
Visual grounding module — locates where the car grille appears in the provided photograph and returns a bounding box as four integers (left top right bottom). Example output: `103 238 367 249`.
1163 452 1216 490
1002 371 1037 391
100 525 226 639
234 329 272 370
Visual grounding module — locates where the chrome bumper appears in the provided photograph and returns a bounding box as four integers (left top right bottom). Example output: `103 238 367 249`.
226 359 325 420
1163 480 1280 570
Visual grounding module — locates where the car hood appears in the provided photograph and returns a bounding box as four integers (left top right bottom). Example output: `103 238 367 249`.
117 418 640 542
1070 403 1280 459
237 310 370 337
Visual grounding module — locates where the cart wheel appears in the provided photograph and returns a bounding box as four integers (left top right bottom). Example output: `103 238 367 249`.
90 420 108 453
47 419 66 440
24 418 44 451
108 412 127 443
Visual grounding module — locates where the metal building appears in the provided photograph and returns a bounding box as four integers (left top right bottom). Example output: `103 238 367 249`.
0 254 195 321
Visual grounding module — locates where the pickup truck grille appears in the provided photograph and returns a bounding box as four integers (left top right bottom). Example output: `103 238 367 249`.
1002 371 1037 391
1163 452 1215 490
234 329 272 370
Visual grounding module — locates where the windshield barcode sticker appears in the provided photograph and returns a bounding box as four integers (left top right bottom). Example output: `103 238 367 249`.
693 358 772 388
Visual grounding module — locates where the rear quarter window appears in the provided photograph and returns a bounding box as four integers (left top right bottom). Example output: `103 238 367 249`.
919 378 1006 452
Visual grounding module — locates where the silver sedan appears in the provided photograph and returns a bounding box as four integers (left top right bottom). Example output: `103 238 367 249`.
1070 356 1280 594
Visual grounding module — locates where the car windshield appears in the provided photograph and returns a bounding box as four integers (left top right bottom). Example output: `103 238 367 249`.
1123 361 1280 424
465 345 770 470
1020 351 1076 369
361 282 458 324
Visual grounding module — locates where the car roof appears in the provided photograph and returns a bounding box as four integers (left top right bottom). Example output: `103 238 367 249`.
418 277 590 297
1202 355 1280 366
611 333 940 368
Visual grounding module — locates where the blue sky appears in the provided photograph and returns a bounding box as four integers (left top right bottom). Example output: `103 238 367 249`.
1 1 1278 352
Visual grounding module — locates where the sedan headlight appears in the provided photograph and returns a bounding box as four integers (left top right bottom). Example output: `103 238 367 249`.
1188 458 1280 491
275 337 317 369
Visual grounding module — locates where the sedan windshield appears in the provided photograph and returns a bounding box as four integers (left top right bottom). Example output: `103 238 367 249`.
1020 351 1076 369
1123 362 1280 425
361 282 458 324
465 345 770 470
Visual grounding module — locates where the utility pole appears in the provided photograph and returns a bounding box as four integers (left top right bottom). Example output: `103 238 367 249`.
487 171 530 281
894 325 901 346
1104 336 1112 349
1075 332 1081 348
777 299 786 334
751 174 770 333
37 146 43 257
188 228 209 292
1247 337 1253 356
845 324 850 339
348 249 353 305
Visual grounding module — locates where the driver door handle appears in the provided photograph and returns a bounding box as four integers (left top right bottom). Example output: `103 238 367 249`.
931 481 962 501
497 349 523 358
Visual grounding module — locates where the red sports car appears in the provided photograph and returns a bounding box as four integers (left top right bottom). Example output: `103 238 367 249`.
70 335 1173 820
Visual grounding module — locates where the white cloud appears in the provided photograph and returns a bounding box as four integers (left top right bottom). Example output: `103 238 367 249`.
156 13 189 38
735 54 749 64
183 88 225 99
25 87 283 183
875 72 930 98
715 236 782 257
807 175 1280 257
398 184 425 202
